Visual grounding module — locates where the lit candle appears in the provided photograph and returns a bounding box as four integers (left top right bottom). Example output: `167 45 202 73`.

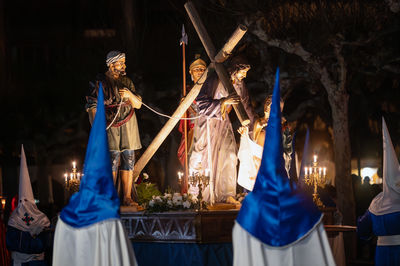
205 169 210 177
178 172 183 181
304 167 308 176
77 172 81 180
72 161 76 169
319 167 322 176
70 173 73 180
323 167 326 176
64 173 68 183
313 155 317 163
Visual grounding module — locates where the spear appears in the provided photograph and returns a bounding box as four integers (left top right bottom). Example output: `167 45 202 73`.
180 24 189 193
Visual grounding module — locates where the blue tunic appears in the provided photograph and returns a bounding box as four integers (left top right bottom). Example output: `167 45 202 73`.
6 226 49 266
357 211 400 266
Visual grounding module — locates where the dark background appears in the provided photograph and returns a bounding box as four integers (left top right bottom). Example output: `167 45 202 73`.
0 0 399 213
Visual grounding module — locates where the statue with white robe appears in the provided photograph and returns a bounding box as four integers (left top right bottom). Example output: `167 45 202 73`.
189 57 255 203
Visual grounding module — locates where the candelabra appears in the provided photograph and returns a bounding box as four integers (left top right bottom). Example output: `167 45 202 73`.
64 161 82 194
186 171 210 210
304 155 327 208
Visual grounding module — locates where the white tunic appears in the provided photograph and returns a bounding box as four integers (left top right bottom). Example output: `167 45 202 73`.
232 221 336 266
52 218 137 266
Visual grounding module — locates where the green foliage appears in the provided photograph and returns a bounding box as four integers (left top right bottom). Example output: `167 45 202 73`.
136 182 162 206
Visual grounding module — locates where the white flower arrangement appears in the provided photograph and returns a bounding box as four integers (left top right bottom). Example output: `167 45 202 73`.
146 192 198 212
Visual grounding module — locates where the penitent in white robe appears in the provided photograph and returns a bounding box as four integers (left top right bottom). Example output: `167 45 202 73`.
53 218 137 266
232 221 335 266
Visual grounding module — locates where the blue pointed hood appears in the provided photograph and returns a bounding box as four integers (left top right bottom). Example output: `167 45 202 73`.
236 68 321 247
298 128 310 187
60 83 120 228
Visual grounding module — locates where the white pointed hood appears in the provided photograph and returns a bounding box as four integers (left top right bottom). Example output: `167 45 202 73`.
369 118 400 215
8 145 50 236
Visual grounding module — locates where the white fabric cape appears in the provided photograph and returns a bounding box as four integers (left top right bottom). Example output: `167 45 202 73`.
369 118 400 215
8 145 50 237
8 202 50 237
237 134 263 191
232 221 335 266
52 218 137 266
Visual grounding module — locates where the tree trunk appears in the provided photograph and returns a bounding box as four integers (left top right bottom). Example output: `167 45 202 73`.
250 23 356 225
327 90 355 225
327 87 357 262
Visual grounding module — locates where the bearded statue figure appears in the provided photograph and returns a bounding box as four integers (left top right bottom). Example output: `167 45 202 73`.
86 51 142 207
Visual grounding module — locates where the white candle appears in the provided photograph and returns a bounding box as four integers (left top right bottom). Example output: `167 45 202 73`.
64 173 68 183
304 167 308 176
72 161 76 169
323 167 326 176
77 173 81 180
70 173 73 180
313 155 317 163
319 167 322 176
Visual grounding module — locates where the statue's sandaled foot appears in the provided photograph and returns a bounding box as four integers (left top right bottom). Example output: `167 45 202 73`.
226 196 240 205
123 197 138 206
123 197 144 211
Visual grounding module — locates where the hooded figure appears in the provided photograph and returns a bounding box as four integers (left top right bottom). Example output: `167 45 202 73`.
357 118 400 266
6 145 51 266
233 68 335 266
52 83 137 266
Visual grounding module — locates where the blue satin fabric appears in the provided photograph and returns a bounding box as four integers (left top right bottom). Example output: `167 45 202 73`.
237 68 321 247
357 211 400 266
61 83 120 228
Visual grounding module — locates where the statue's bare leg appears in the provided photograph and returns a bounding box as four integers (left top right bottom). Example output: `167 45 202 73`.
120 170 138 206
112 171 118 186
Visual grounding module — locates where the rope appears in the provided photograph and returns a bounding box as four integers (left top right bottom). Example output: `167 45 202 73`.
106 88 218 129
141 101 204 121
106 97 123 130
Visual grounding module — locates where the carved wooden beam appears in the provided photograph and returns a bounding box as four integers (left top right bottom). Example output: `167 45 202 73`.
133 66 212 181
185 1 250 126
214 24 248 63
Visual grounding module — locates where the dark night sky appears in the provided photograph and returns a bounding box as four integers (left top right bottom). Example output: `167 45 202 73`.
1 0 399 203
0 0 242 199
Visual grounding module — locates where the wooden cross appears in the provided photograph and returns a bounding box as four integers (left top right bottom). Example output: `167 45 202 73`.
22 212 34 226
133 6 248 182
185 1 250 126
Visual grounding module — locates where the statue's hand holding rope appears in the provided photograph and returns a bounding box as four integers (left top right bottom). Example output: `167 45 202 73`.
119 88 142 109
